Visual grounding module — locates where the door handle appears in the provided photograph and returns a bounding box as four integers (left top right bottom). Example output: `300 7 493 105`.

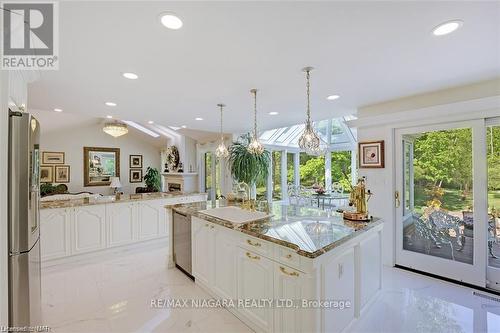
246 252 260 260
395 191 401 208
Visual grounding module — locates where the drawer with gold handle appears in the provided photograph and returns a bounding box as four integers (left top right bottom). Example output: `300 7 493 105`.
280 266 299 277
246 252 260 260
246 239 262 247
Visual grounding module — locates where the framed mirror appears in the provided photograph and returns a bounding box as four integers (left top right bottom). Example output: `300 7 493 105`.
83 147 120 186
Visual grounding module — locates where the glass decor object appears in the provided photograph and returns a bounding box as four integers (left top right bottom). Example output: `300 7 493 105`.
298 67 324 155
103 121 128 137
215 103 229 159
247 89 264 155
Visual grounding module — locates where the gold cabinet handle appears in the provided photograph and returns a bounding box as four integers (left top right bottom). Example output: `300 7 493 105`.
210 225 215 229
285 254 293 259
246 252 260 260
280 266 299 277
247 239 261 247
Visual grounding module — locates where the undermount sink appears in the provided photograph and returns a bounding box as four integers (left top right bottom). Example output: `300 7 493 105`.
199 206 273 225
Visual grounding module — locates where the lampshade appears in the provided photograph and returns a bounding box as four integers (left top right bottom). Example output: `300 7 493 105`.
103 122 128 138
109 177 122 188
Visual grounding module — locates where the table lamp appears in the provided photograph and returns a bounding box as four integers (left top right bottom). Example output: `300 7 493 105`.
109 177 122 199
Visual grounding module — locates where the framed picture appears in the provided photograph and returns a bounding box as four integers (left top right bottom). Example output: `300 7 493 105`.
40 166 54 183
129 169 143 183
42 151 65 164
129 155 143 168
83 147 120 186
359 140 385 168
55 165 70 183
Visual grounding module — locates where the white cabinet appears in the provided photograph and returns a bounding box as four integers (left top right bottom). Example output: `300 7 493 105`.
137 200 165 240
192 217 214 287
237 248 274 333
213 226 237 300
71 205 106 255
274 263 307 333
106 202 136 247
40 208 70 261
359 231 381 309
323 248 355 333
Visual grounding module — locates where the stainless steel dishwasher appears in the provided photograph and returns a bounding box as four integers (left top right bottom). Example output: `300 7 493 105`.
173 211 193 279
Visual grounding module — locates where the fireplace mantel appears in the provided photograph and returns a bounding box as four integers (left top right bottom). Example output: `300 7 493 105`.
162 173 198 192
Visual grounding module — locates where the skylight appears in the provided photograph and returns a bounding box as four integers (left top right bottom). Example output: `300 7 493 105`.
122 120 160 138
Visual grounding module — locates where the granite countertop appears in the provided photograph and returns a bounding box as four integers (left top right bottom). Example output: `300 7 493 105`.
40 192 206 209
169 200 382 259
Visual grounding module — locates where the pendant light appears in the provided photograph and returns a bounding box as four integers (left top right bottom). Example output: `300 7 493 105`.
215 103 229 159
247 88 264 155
103 121 128 138
298 66 323 155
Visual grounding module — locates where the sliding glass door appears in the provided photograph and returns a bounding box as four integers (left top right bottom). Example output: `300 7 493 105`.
395 120 488 287
487 120 500 290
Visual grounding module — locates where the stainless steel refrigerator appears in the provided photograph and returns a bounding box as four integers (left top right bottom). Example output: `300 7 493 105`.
8 110 42 327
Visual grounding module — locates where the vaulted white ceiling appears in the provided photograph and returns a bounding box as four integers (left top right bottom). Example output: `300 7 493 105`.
28 1 500 134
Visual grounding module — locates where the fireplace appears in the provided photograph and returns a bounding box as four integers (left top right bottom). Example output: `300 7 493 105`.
162 173 199 192
168 182 182 192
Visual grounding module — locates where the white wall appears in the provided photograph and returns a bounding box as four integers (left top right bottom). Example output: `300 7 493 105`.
40 122 162 195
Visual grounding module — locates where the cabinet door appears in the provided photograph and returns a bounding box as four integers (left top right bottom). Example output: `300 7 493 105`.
106 202 136 247
360 232 381 309
274 264 305 333
71 205 106 254
213 227 236 300
40 208 70 260
192 217 214 287
323 248 355 333
137 200 164 240
237 248 274 332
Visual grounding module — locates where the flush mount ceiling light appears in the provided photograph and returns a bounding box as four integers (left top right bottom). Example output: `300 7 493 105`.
247 89 264 155
122 72 139 80
106 115 113 119
105 102 117 107
103 121 128 138
298 67 325 156
215 103 229 159
269 111 279 116
195 117 203 121
326 95 340 101
159 12 183 30
53 108 63 112
432 20 463 36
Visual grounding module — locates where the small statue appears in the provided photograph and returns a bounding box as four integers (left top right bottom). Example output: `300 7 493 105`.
344 177 373 221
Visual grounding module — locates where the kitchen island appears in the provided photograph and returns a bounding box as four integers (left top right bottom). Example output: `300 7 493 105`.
169 201 383 333
40 192 207 263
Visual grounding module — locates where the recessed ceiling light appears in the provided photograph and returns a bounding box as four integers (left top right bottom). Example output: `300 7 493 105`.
269 112 279 116
159 12 183 30
327 95 340 101
195 117 203 121
105 102 117 107
181 125 187 128
54 108 63 112
106 115 113 119
122 72 139 80
148 120 154 124
432 20 463 36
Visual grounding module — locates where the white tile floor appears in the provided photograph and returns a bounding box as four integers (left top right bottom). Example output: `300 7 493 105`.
42 244 500 333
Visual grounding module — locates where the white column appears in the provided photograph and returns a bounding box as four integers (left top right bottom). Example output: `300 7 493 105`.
351 149 357 185
211 153 216 203
0 71 9 326
267 150 273 202
281 150 288 200
325 150 332 191
293 152 300 187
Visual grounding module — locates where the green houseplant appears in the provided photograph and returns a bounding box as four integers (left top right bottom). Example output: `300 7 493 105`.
228 135 270 198
143 167 161 192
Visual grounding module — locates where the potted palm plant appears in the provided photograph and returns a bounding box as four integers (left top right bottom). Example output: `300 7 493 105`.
138 167 161 193
228 135 270 199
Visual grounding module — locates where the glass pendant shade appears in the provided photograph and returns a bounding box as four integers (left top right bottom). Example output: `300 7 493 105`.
103 122 128 137
247 89 264 155
298 66 323 155
215 103 229 159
